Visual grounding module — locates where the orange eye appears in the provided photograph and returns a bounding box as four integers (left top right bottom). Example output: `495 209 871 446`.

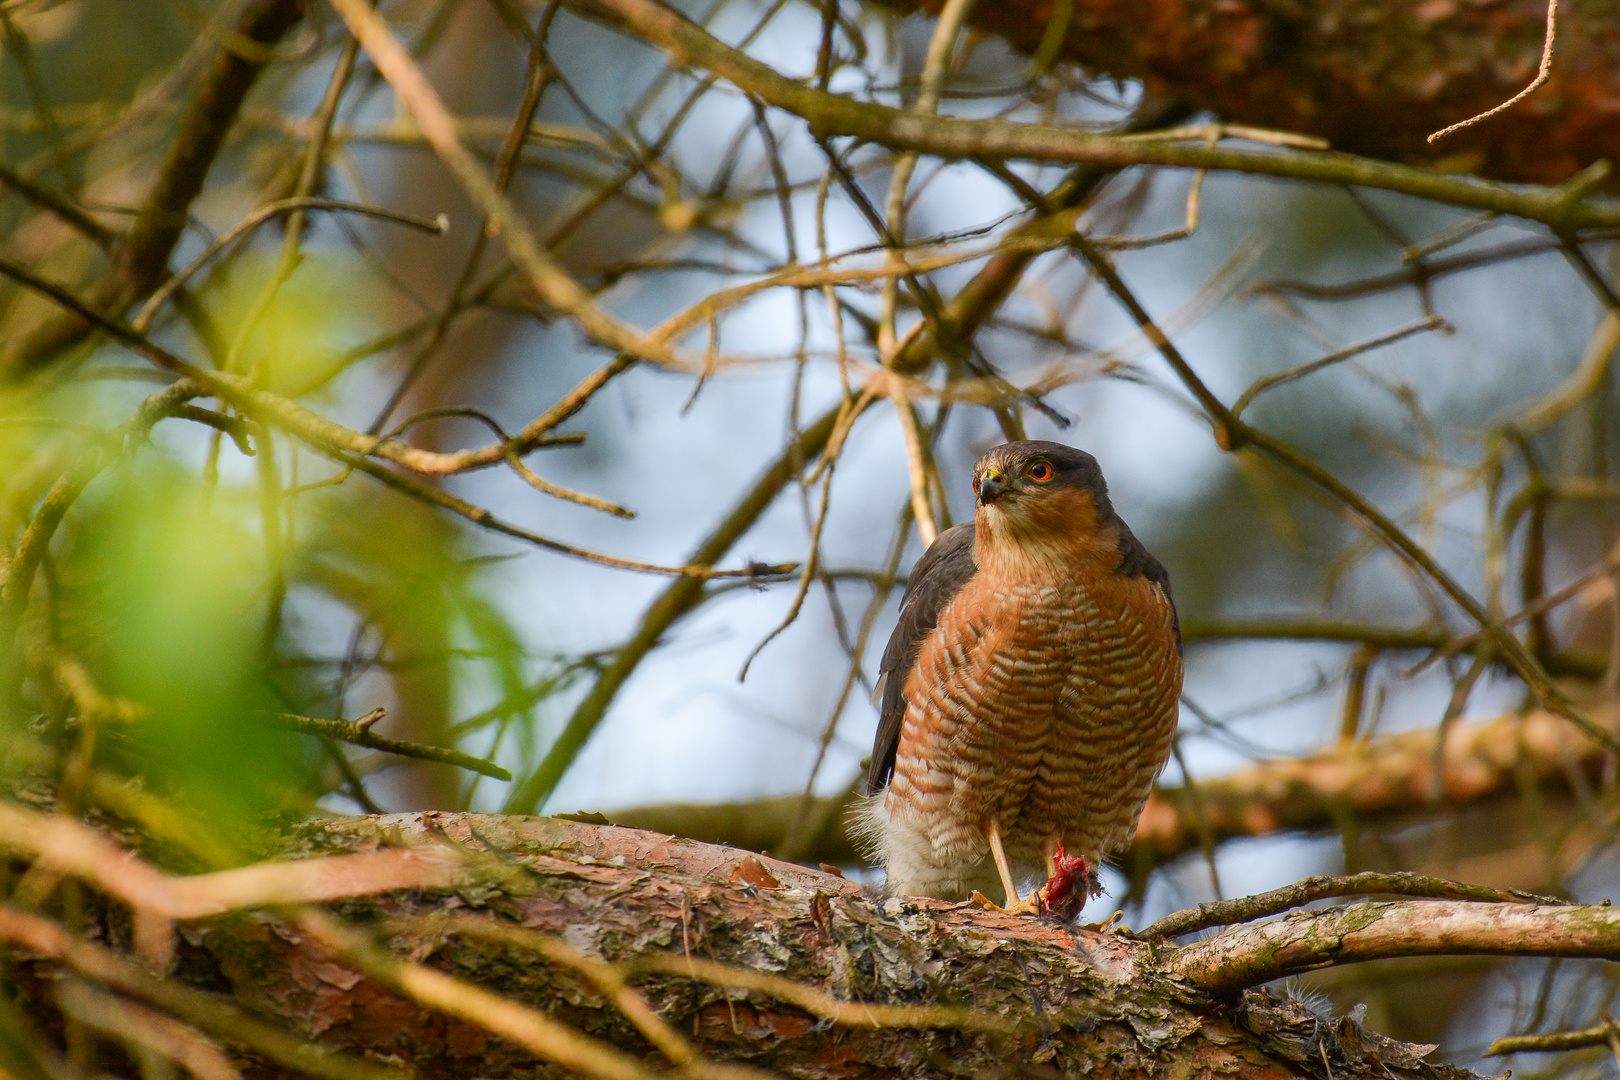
1027 461 1053 482
972 476 981 494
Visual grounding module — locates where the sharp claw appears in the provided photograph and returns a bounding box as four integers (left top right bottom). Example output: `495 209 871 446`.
971 889 1042 915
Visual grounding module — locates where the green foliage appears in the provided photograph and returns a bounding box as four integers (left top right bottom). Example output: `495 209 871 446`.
200 247 388 395
0 418 564 834
57 460 306 822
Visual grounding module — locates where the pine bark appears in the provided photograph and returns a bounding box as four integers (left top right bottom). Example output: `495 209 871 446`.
13 812 1475 1080
876 0 1619 184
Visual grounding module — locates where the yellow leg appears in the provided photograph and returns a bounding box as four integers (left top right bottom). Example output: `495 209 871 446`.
970 821 1044 914
986 820 1020 910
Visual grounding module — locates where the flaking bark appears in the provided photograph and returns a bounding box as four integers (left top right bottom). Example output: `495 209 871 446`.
874 0 1619 184
12 812 1475 1080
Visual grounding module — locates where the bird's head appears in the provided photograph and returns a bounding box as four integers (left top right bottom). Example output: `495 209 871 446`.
971 441 1120 570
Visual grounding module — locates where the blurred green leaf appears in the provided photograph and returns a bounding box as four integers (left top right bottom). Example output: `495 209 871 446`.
54 459 308 826
201 248 386 395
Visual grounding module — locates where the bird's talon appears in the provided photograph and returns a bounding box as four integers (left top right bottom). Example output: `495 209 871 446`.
970 890 1043 915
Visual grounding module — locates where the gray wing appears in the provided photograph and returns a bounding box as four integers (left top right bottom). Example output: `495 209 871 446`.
866 522 978 795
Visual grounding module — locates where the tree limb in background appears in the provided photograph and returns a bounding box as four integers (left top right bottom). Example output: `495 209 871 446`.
603 705 1620 875
869 0 1616 184
568 0 1620 231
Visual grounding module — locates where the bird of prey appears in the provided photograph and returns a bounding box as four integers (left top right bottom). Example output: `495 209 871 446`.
854 440 1183 914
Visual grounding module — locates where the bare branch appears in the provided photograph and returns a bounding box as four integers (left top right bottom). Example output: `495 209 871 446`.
0 159 117 249
1488 1021 1620 1057
1143 871 1561 941
133 197 448 333
503 402 847 813
1168 898 1620 992
0 256 781 580
266 710 514 781
1230 315 1453 419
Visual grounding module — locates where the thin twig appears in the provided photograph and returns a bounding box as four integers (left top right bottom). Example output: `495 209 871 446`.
0 159 117 249
132 197 447 332
503 402 848 813
266 710 513 781
635 953 1019 1033
296 910 667 1080
1427 0 1558 143
1230 314 1452 418
1489 1021 1620 1057
1142 871 1559 941
737 453 837 681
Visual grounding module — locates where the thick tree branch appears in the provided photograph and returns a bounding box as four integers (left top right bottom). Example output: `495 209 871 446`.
0 908 405 1080
3 809 1480 1080
24 809 1620 1075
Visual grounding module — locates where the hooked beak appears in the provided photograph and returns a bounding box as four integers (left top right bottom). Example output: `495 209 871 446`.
977 471 1008 506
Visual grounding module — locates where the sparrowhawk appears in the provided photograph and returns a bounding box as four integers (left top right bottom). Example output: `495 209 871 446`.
855 440 1183 915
